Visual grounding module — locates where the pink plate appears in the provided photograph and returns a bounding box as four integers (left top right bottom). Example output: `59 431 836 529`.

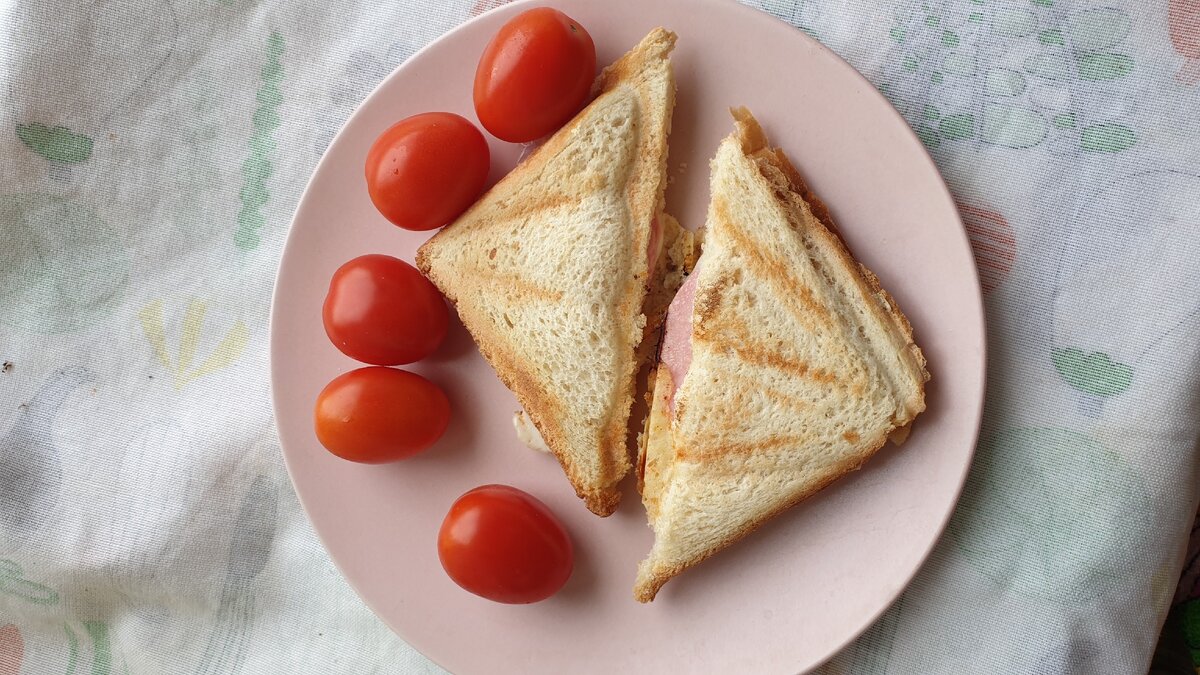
270 0 985 672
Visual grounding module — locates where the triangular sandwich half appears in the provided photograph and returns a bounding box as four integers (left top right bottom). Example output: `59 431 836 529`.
417 29 678 516
634 108 929 600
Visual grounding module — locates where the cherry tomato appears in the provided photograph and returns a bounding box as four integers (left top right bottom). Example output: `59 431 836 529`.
438 485 574 603
365 112 490 231
323 254 448 365
314 367 450 463
474 8 597 143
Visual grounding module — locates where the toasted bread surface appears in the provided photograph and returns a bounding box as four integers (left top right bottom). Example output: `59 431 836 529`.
634 108 929 600
417 29 676 516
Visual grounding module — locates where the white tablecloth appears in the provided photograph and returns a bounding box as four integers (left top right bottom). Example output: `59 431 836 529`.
2 0 1198 672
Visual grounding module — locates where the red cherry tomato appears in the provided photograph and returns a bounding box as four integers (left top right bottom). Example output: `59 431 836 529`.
473 8 597 143
314 367 450 463
323 254 448 365
438 485 574 603
365 112 490 231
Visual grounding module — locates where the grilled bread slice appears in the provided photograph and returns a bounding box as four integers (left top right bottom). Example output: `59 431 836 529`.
417 28 677 516
634 108 929 601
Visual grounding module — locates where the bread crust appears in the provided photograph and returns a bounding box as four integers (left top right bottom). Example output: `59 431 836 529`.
417 29 677 517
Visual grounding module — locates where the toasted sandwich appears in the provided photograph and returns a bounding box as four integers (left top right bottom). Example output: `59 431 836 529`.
634 108 929 601
417 28 681 517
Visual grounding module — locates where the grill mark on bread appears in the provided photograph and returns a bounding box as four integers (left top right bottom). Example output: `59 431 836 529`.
689 285 861 392
726 343 844 388
732 343 813 378
711 197 834 332
690 272 733 341
677 433 811 461
757 385 813 416
496 172 610 221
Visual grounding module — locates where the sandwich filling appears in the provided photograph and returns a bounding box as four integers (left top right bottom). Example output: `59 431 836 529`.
659 256 702 410
647 215 664 282
513 411 552 453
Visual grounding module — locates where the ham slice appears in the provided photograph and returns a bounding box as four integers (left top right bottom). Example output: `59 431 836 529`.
659 257 702 409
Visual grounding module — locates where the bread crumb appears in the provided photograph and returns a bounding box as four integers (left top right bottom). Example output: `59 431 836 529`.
1 362 12 373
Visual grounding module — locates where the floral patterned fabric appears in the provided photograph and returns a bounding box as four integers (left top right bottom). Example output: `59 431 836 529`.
1 0 1197 672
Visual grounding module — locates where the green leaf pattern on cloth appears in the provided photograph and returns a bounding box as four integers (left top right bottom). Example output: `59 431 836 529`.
0 560 59 605
235 32 284 251
1051 348 1134 397
882 0 1140 154
82 622 111 675
65 624 79 675
0 194 129 334
15 124 92 165
950 428 1149 602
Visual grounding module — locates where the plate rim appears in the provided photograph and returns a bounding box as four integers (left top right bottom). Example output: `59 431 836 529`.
268 0 988 671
